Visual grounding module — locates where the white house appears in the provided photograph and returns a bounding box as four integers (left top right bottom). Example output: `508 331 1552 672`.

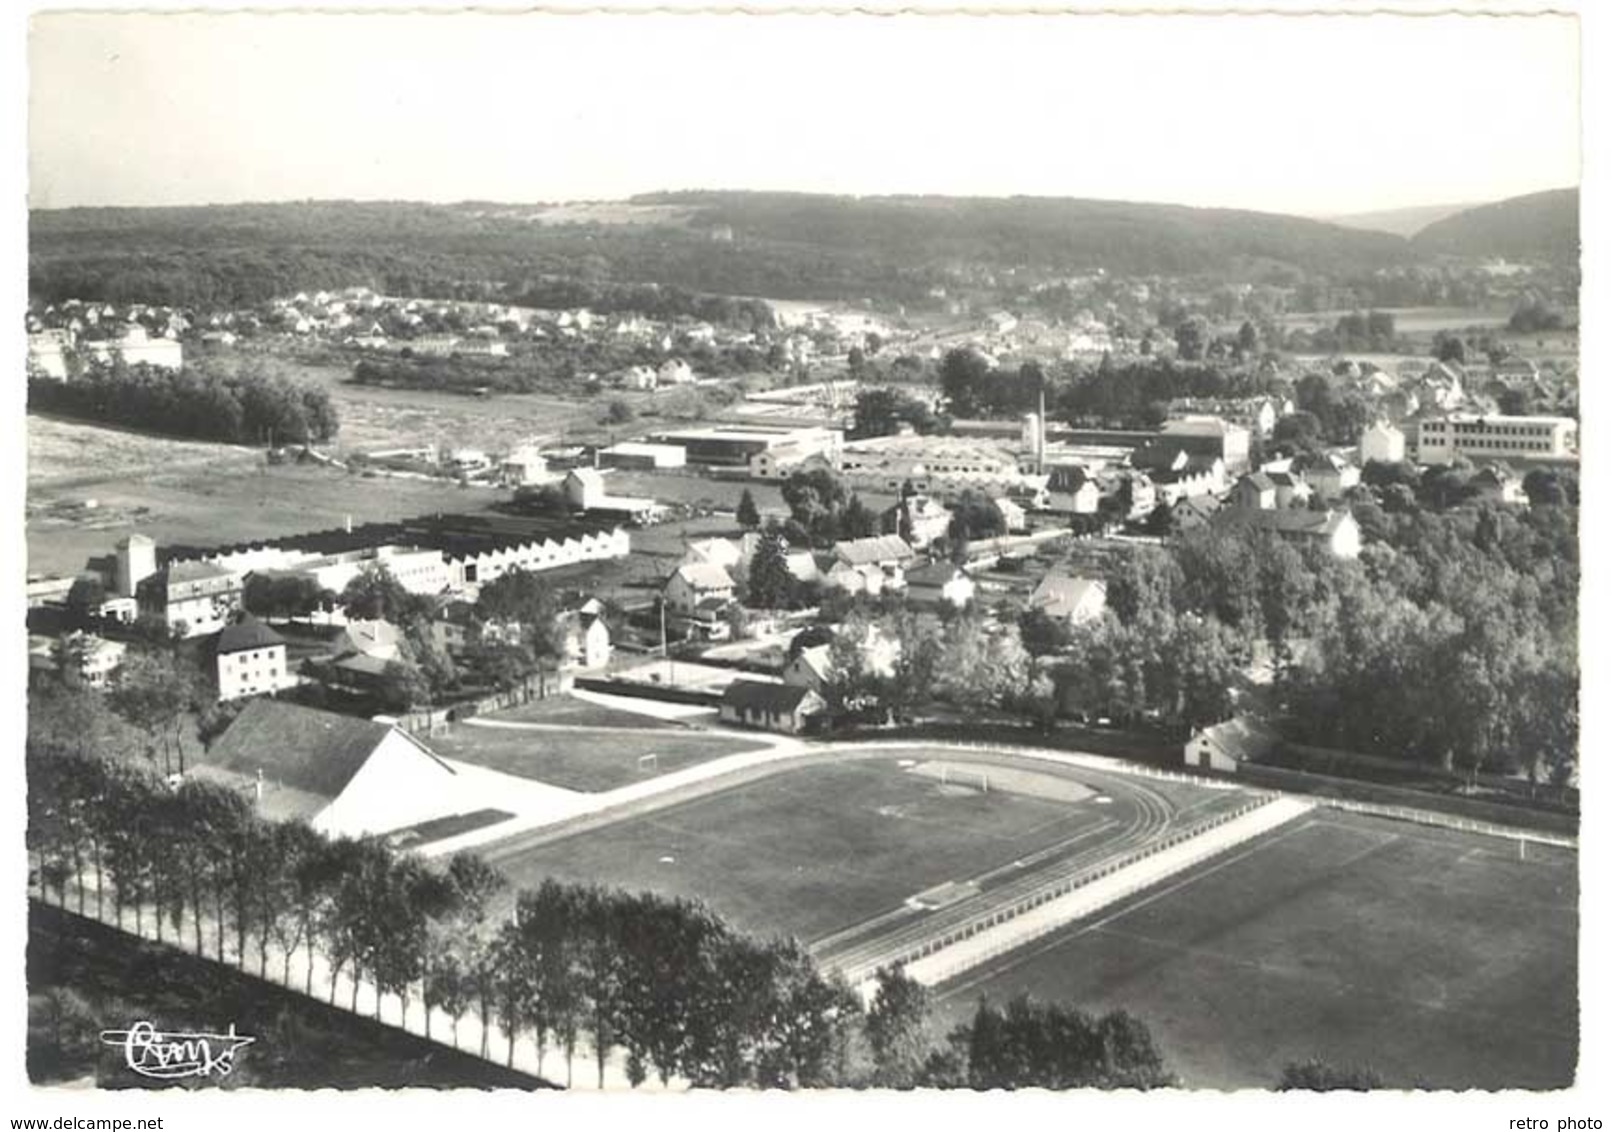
665 562 735 616
658 359 696 386
28 632 126 690
1183 716 1279 773
905 562 977 609
1046 465 1102 515
1294 452 1362 499
141 561 244 638
1212 508 1362 560
1360 422 1406 466
782 645 835 695
993 496 1028 533
500 447 549 487
830 535 914 589
563 469 665 524
558 607 612 669
213 618 295 702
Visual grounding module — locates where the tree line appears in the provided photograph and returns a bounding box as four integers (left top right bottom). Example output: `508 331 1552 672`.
29 357 339 446
1051 477 1578 783
26 737 1176 1090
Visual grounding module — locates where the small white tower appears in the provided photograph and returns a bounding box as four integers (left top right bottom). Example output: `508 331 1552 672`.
115 533 157 598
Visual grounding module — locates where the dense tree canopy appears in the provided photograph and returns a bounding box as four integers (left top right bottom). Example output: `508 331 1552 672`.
29 357 338 446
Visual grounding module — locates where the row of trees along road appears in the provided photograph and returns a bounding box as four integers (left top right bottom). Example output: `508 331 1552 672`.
27 738 1178 1090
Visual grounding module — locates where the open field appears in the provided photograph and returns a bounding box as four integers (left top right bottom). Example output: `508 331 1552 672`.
427 720 768 792
1277 306 1516 333
27 413 260 490
26 423 503 576
489 755 1228 944
262 355 614 454
934 809 1577 1090
27 902 544 1089
492 693 680 730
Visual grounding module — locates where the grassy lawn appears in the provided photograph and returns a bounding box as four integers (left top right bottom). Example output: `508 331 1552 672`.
27 902 545 1090
934 809 1578 1090
262 355 612 454
429 722 766 792
489 694 679 730
492 757 1136 944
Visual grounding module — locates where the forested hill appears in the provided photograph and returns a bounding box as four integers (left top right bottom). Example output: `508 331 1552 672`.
637 191 1412 277
1410 188 1579 263
32 193 1414 309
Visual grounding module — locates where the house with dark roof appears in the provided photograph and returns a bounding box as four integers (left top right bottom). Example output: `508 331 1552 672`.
719 680 825 734
1046 464 1101 515
904 561 976 609
189 699 469 837
1169 493 1222 531
1136 417 1251 473
213 617 294 702
1266 470 1312 509
1293 451 1362 499
1229 472 1278 511
826 535 914 594
782 645 834 694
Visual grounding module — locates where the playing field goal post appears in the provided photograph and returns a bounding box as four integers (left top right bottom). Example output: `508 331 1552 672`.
637 752 659 774
939 764 989 794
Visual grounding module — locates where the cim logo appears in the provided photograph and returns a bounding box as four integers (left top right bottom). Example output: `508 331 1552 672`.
99 1021 255 1081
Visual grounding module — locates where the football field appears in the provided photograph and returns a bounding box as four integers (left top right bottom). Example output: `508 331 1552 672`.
935 809 1578 1090
488 753 1252 945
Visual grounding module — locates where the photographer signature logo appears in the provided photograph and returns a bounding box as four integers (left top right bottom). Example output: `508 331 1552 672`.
99 1020 255 1080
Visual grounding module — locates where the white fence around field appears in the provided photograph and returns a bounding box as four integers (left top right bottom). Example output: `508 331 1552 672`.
862 796 1317 996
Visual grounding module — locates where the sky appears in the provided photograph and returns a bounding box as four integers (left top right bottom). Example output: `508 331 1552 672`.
26 8 1580 217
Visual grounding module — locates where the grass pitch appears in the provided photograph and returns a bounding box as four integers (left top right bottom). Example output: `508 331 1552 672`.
492 756 1145 943
428 723 767 793
936 809 1577 1090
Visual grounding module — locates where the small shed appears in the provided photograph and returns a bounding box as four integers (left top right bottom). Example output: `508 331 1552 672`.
719 680 825 734
1183 716 1280 773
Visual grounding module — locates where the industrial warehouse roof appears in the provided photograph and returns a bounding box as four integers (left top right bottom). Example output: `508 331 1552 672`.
160 511 623 566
